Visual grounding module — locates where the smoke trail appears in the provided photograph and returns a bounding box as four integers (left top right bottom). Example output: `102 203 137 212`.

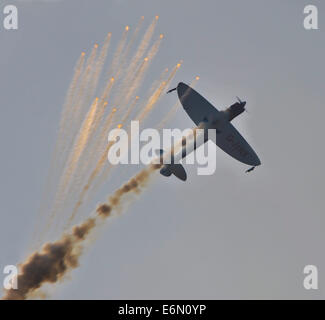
7 125 200 300
2 217 96 300
2 164 161 300
3 122 201 299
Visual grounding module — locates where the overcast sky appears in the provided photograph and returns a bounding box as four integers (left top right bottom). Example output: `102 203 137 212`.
0 0 324 299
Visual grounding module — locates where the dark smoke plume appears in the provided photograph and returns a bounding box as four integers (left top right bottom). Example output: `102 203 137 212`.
2 165 159 300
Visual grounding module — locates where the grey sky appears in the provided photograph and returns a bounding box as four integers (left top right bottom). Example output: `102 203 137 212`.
0 0 324 299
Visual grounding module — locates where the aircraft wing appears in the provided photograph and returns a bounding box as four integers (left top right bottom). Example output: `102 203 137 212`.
177 82 221 125
176 82 261 166
210 122 261 166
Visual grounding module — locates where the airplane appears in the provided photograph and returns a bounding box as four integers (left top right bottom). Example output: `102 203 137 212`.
159 82 261 181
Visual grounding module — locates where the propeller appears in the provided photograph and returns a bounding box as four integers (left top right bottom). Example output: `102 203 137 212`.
236 96 249 113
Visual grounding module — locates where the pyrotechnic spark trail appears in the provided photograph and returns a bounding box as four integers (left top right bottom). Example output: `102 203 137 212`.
89 22 143 149
106 25 129 81
42 31 122 234
58 52 86 154
121 95 140 125
70 62 180 222
68 38 168 223
148 67 169 97
120 16 145 68
90 63 181 195
61 97 99 192
89 33 112 97
88 96 140 196
46 52 87 189
136 61 182 123
103 21 161 127
78 105 118 182
14 16 188 299
122 35 164 108
42 97 99 237
114 16 158 102
33 52 86 246
125 16 158 77
92 63 182 195
100 18 147 115
72 44 99 126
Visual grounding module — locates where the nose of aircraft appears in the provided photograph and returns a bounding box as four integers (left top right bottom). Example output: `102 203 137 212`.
242 101 246 107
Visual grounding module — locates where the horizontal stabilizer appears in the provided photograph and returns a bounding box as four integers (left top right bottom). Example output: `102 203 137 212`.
160 164 187 181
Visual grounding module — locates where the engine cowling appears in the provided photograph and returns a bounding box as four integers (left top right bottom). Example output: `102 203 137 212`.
225 102 246 121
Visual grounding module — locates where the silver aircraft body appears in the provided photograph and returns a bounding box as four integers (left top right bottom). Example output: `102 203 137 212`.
160 82 261 181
